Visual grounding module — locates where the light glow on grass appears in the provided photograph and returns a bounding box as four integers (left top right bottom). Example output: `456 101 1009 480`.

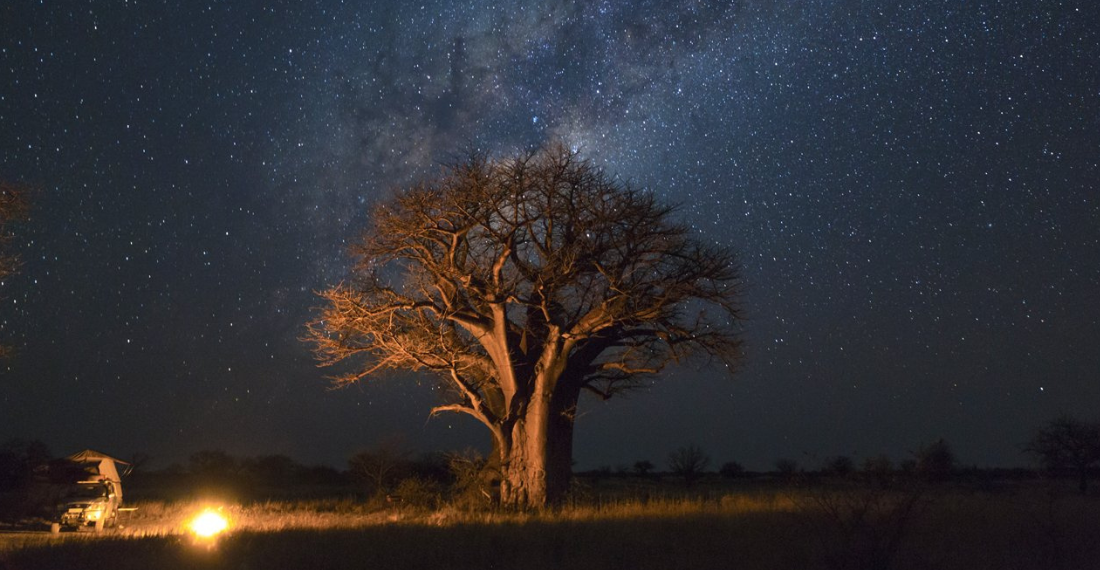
189 509 229 538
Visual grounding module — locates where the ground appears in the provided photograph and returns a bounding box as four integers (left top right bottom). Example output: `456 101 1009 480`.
1 477 1098 570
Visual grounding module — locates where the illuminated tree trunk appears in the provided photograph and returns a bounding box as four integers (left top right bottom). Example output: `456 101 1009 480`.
499 384 579 509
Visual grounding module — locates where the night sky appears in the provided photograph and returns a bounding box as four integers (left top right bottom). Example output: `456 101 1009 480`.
2 0 1098 472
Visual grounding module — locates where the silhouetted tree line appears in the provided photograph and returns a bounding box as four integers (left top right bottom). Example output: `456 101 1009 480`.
126 450 350 499
0 439 51 492
120 447 469 503
6 415 1098 512
582 439 959 485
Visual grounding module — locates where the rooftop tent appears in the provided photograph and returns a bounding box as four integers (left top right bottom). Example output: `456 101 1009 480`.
66 450 130 500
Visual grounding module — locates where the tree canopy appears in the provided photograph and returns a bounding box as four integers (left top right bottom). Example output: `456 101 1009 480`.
307 143 742 507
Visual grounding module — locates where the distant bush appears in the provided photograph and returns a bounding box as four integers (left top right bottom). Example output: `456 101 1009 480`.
393 477 443 510
1026 416 1100 495
408 452 452 486
189 450 239 479
0 440 53 522
348 443 412 496
789 475 933 570
861 454 893 478
719 461 745 478
822 455 855 477
774 458 799 477
297 465 348 487
915 439 955 481
241 455 303 487
668 446 710 486
446 449 496 510
0 439 51 491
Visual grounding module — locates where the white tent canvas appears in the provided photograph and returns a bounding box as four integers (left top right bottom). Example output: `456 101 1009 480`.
66 449 129 501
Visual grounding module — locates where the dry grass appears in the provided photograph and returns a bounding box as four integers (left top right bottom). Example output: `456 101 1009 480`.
2 482 1098 570
110 497 394 536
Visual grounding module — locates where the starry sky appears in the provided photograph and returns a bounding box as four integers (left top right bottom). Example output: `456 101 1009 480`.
1 0 1098 471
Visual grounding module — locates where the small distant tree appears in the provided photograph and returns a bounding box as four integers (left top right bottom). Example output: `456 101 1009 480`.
632 460 655 477
823 455 855 477
188 450 239 479
0 439 50 491
348 443 412 495
242 454 303 486
914 439 955 481
792 468 930 570
1026 416 1100 495
589 465 613 483
775 458 799 477
861 454 893 480
719 461 745 478
300 464 347 486
668 445 710 485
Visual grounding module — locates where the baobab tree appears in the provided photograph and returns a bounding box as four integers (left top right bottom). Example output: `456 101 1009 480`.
307 144 742 508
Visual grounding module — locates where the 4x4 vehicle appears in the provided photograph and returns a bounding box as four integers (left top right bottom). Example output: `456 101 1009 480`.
47 450 129 532
57 479 121 530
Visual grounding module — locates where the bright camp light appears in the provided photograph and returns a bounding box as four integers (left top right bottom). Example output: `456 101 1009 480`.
189 509 229 538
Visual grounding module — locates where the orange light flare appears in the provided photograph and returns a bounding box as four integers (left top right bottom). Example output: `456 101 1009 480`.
188 508 230 539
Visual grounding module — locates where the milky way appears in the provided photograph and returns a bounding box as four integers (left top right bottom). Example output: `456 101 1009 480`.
2 0 1098 470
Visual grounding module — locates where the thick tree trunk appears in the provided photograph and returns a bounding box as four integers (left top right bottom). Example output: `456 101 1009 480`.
498 386 579 509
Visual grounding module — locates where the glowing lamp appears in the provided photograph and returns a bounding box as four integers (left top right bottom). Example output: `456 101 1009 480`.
189 509 229 538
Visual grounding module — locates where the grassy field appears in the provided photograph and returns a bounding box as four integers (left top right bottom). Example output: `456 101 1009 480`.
2 480 1098 570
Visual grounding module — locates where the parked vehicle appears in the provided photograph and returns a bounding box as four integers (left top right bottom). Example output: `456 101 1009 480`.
57 479 121 530
51 450 129 532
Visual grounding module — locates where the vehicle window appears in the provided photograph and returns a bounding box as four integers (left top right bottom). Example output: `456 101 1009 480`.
70 485 107 500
